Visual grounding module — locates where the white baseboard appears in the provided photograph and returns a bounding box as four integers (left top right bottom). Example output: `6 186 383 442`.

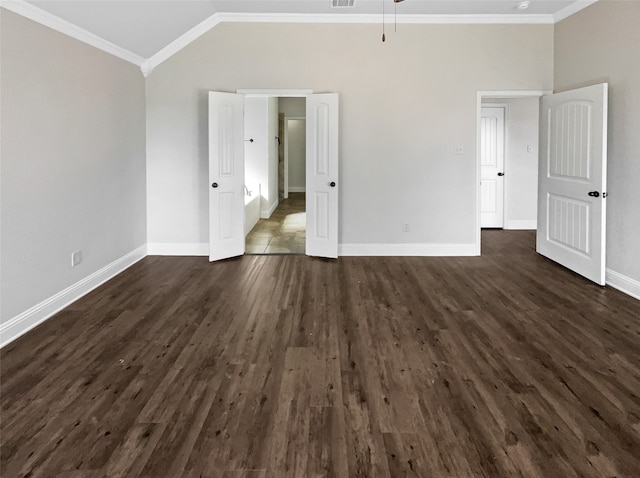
147 242 209 256
506 220 537 230
288 187 306 193
606 269 640 301
0 245 147 349
261 199 279 219
338 243 477 257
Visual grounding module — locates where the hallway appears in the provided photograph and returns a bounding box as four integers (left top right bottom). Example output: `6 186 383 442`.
245 192 305 254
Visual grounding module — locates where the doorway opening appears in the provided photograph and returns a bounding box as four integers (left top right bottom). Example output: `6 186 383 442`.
243 97 307 255
476 90 549 254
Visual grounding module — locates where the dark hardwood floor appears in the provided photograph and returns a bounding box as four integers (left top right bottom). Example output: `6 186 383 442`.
2 230 640 477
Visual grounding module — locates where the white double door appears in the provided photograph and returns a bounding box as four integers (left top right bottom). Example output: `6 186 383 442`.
208 92 339 261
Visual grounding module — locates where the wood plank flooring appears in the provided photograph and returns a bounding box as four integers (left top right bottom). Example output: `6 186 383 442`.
2 230 640 477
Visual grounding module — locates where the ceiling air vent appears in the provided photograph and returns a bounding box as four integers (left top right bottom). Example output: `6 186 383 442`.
332 0 355 7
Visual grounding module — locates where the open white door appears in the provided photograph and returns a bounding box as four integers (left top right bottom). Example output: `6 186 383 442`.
208 91 245 261
537 83 608 285
480 107 505 228
306 94 339 258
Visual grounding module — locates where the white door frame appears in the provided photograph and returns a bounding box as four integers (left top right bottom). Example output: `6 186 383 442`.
284 116 305 199
481 103 508 228
475 90 551 255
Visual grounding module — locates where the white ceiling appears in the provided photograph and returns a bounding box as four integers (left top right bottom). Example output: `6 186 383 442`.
18 0 590 60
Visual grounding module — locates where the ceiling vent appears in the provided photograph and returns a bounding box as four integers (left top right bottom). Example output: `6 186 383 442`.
332 0 355 7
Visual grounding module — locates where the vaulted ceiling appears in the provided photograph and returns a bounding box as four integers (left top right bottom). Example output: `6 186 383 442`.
4 0 596 74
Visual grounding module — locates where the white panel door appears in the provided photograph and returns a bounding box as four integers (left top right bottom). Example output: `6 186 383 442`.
208 91 245 262
306 94 339 258
480 107 505 228
537 83 608 285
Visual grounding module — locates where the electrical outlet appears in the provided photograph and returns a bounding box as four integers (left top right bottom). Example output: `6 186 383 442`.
454 146 464 155
71 250 82 267
403 223 410 232
527 144 534 153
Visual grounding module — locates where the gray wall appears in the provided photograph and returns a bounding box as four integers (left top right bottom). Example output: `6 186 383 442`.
0 10 147 322
554 0 640 284
146 22 553 247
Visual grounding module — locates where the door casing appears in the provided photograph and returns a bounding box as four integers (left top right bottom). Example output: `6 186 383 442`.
475 90 551 255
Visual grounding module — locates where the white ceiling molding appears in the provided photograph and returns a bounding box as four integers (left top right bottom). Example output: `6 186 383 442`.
144 11 555 76
0 0 145 67
2 1 600 78
553 0 599 23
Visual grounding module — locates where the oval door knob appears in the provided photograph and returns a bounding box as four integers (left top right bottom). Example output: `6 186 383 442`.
588 191 600 197
330 181 336 187
497 172 505 176
212 182 218 188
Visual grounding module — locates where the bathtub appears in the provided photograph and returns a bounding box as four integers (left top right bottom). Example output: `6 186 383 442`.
244 184 260 236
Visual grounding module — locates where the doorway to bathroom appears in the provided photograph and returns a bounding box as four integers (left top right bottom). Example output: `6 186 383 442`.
244 97 307 255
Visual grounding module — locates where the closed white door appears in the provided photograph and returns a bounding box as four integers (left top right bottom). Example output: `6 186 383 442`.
480 107 505 228
306 94 339 258
208 91 245 261
537 83 608 285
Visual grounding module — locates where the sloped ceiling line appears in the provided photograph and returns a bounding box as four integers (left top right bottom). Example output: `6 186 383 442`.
1 0 599 78
0 0 146 67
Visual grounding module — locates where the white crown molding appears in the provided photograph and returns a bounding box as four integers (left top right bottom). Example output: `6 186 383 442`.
144 12 225 76
553 0 599 23
338 243 477 257
144 11 554 76
1 0 145 67
0 245 147 349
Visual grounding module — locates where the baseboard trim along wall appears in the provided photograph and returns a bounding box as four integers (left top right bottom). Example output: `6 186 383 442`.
505 220 537 230
288 187 306 193
0 245 147 349
147 243 209 256
338 243 477 257
260 199 279 219
606 268 640 301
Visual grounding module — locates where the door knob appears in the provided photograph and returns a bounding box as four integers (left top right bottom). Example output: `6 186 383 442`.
588 191 600 197
212 182 218 188
497 172 505 177
330 181 336 187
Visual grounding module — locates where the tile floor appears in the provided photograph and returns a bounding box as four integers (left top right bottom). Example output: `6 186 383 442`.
245 193 306 254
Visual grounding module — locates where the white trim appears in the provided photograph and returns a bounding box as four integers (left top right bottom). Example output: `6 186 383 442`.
553 0 599 23
0 245 147 349
476 90 551 255
147 242 209 256
506 220 537 230
215 12 554 25
237 89 313 97
338 243 477 257
261 199 279 219
144 12 555 75
288 187 306 193
606 269 640 301
0 0 145 67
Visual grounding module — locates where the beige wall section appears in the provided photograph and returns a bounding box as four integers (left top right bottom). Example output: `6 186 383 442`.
146 22 553 247
0 10 147 322
287 119 306 191
554 0 640 284
279 97 306 117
